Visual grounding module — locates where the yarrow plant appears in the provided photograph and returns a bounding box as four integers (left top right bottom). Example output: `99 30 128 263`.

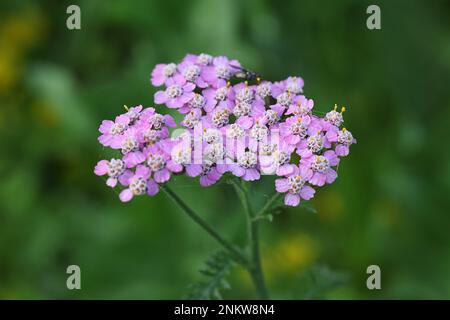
95 53 355 299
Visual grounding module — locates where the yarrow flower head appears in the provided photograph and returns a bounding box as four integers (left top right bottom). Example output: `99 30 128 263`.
95 53 356 206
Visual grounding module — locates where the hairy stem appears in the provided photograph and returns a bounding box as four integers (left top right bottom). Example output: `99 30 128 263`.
231 180 269 300
161 184 248 266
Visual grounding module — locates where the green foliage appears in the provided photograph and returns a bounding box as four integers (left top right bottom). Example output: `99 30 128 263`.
300 265 350 299
184 251 235 300
1 0 450 299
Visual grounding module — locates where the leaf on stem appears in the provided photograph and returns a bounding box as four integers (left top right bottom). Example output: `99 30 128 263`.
184 251 236 300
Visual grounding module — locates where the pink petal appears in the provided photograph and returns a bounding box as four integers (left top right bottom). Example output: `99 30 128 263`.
154 91 168 104
310 172 326 186
243 168 260 181
325 169 337 184
237 116 253 129
275 178 289 192
300 186 315 200
118 170 133 186
99 120 113 134
154 168 171 183
276 164 294 177
106 177 118 188
186 164 203 177
166 160 183 173
147 180 159 196
231 165 245 177
164 115 177 128
136 165 150 178
284 193 300 206
119 189 133 202
94 160 109 176
335 144 349 157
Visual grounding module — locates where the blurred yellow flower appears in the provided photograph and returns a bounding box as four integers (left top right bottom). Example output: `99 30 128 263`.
262 233 317 283
0 10 45 94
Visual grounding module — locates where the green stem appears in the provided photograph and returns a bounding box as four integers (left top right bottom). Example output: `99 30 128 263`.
253 192 283 221
231 180 269 300
161 184 248 267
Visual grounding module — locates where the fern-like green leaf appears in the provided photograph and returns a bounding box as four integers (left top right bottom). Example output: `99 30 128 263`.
184 251 235 300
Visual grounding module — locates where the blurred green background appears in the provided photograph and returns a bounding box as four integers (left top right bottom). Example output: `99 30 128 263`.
1 0 449 299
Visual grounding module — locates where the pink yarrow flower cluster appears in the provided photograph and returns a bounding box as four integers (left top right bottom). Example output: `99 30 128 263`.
95 53 355 206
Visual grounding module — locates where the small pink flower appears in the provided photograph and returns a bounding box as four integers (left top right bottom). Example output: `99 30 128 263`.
98 114 130 147
301 151 339 187
275 165 315 207
154 75 195 109
119 165 158 202
151 63 178 86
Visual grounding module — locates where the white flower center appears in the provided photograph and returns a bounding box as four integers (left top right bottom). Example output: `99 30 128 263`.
236 87 254 104
250 123 268 141
182 111 200 129
211 109 230 127
233 101 251 117
143 129 161 144
203 129 220 144
286 78 302 94
110 123 126 135
107 159 125 178
147 154 166 171
257 83 271 98
311 156 330 173
274 151 290 165
215 87 228 101
189 94 206 109
197 54 213 65
172 148 191 165
163 63 177 77
227 123 245 139
264 110 279 125
121 137 139 154
166 85 183 98
183 65 200 82
205 143 225 163
307 134 323 152
287 175 305 194
277 92 292 107
215 64 231 79
290 121 307 138
338 129 353 145
238 151 258 169
260 143 276 155
149 114 164 130
130 177 147 195
325 110 343 127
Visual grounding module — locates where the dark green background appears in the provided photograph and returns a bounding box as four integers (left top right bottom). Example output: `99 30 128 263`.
1 0 449 299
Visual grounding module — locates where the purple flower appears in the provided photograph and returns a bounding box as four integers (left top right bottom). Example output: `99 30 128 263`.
96 53 356 204
199 163 225 187
301 151 340 186
286 96 313 116
151 63 178 86
144 141 183 183
326 127 356 157
178 60 208 88
202 84 235 112
228 150 261 181
94 158 133 188
275 165 315 207
119 165 159 202
259 140 295 176
280 115 311 150
203 56 241 88
154 75 195 109
98 114 130 147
